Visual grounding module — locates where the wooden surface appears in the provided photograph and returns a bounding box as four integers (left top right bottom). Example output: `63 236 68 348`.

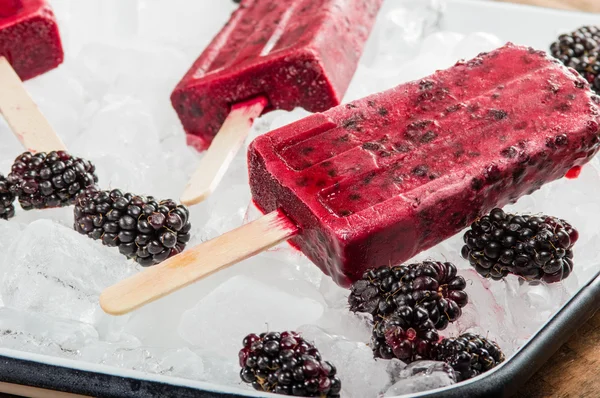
0 381 87 397
496 0 600 12
513 310 600 397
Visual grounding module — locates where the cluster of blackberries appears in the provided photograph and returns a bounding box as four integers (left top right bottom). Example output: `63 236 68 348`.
239 332 341 397
462 208 578 283
550 26 600 92
431 333 505 382
74 187 191 266
1 150 192 267
348 262 505 381
0 151 98 220
349 262 468 363
349 262 469 330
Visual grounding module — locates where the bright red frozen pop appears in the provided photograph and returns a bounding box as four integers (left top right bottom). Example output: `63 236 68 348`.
173 0 383 205
0 0 66 152
102 44 600 314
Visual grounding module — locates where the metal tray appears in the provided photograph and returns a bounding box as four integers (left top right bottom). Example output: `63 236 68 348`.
1 1 599 397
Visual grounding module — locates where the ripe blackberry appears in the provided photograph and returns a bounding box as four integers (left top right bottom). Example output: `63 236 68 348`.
7 151 97 210
74 187 191 266
550 26 600 92
0 174 16 220
461 208 578 283
239 331 341 397
349 262 468 330
431 333 505 381
371 305 439 362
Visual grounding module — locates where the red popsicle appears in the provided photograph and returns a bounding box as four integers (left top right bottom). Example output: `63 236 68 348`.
101 44 600 315
0 0 63 81
174 0 383 205
0 0 66 152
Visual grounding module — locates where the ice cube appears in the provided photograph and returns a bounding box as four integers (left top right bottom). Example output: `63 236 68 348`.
10 207 74 230
298 325 391 398
315 277 373 342
149 348 205 380
138 0 236 57
420 31 466 58
196 349 241 385
452 32 504 61
0 222 24 282
374 0 446 59
1 220 136 324
179 275 324 358
78 333 142 364
384 360 456 396
452 270 516 351
122 281 212 349
0 307 98 358
89 343 206 380
24 69 85 145
52 0 139 54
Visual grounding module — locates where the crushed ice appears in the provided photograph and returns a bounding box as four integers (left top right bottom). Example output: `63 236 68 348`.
0 0 597 396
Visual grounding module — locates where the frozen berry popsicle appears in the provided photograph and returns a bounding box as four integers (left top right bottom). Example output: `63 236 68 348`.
101 44 600 315
0 0 66 152
0 0 63 81
174 0 383 205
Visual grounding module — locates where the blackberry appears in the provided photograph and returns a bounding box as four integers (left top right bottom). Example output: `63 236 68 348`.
349 262 468 330
371 305 439 362
431 333 505 381
239 331 341 397
74 187 191 266
550 26 600 92
461 208 578 283
0 174 16 220
7 151 97 210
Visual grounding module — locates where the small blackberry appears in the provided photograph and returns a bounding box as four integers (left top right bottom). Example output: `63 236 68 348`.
431 333 505 381
550 26 600 92
371 305 439 362
0 174 16 220
461 208 578 283
74 187 191 266
7 151 97 210
239 331 341 397
349 262 468 330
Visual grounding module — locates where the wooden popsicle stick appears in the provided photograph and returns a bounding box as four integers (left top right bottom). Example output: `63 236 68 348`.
0 57 67 153
180 96 268 206
100 210 298 315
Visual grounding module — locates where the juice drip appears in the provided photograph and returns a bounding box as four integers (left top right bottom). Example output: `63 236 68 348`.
565 166 582 179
